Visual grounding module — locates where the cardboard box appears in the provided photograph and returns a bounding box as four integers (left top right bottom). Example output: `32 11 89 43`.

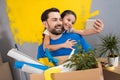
0 62 13 80
0 52 13 80
30 62 103 80
52 66 101 80
30 74 44 80
0 53 2 64
30 56 103 80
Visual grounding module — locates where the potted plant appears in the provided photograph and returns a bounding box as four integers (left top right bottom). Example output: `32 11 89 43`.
98 33 120 67
64 45 98 70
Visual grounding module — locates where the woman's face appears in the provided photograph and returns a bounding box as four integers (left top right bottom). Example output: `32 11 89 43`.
62 14 76 30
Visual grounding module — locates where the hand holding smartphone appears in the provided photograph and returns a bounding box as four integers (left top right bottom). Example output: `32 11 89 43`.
85 19 96 30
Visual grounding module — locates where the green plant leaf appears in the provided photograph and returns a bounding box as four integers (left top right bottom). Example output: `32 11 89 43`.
98 33 120 57
64 45 98 70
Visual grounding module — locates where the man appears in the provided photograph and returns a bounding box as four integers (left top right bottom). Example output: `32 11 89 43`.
37 8 104 80
37 8 92 59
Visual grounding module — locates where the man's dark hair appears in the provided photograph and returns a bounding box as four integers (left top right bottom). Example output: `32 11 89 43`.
41 8 60 22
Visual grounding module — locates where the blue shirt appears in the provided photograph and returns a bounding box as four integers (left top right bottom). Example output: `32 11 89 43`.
37 32 92 59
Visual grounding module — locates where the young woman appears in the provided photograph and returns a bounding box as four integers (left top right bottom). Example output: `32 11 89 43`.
43 10 104 51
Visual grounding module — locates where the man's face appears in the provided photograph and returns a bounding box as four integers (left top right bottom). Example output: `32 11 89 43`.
45 12 64 35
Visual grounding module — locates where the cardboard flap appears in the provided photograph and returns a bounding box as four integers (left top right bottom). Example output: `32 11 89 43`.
0 62 13 80
0 53 2 64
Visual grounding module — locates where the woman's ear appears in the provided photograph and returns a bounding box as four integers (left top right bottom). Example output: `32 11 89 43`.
42 21 48 28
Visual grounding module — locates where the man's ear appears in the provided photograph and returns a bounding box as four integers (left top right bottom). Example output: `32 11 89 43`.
42 21 48 28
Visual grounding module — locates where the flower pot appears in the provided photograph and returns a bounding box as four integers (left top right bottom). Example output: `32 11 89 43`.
108 56 119 67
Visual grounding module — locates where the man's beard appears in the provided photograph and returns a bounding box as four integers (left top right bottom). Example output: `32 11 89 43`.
49 25 65 35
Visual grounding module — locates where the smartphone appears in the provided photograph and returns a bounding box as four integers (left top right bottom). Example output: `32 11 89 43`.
85 19 96 29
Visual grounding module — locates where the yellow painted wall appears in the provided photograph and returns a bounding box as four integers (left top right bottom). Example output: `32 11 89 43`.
6 0 99 45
